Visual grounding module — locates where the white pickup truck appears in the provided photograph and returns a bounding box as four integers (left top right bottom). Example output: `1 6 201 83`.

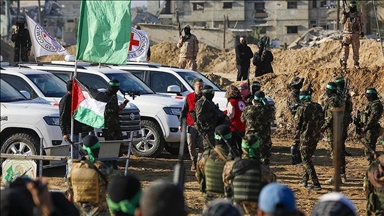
0 78 63 158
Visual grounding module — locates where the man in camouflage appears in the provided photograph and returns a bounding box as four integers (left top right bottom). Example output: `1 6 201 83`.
194 85 220 153
241 91 274 165
177 24 199 71
335 77 353 156
67 135 121 216
223 134 276 216
322 82 347 184
360 88 383 163
11 20 31 62
195 125 232 211
295 90 324 190
340 0 365 70
364 154 384 216
287 76 304 165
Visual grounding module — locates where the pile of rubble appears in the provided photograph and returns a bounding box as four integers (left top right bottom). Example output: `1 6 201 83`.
288 27 344 49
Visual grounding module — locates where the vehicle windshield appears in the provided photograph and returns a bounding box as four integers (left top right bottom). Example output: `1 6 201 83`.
105 73 155 94
26 73 67 97
0 79 27 102
176 71 222 91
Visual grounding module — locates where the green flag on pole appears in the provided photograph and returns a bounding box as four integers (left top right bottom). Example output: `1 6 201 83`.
76 0 131 64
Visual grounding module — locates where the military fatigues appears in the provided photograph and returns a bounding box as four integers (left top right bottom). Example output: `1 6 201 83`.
194 97 220 152
103 95 123 140
361 99 383 163
364 155 384 216
324 94 346 174
340 11 365 67
340 93 353 154
241 103 274 165
177 34 199 71
195 146 228 209
67 159 121 216
287 88 302 156
11 28 31 62
295 100 324 185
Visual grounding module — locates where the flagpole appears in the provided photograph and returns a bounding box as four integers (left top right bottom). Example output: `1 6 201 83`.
70 59 78 159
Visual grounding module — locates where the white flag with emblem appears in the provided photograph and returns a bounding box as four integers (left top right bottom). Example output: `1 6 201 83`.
127 27 150 62
25 15 69 57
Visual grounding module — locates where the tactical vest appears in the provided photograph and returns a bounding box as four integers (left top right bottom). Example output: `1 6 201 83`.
70 160 104 204
361 100 383 125
232 159 261 202
205 149 227 195
344 12 362 33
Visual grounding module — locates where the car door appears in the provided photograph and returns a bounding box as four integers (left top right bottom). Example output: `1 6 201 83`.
1 74 40 99
148 71 186 93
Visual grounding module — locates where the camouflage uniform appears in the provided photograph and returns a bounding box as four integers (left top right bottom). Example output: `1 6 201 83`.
295 99 324 186
340 93 353 154
195 146 228 210
67 159 121 216
364 155 384 216
103 95 123 140
223 158 276 215
340 10 365 68
177 34 199 71
11 23 31 62
194 97 220 152
241 102 274 165
324 93 346 175
361 99 383 163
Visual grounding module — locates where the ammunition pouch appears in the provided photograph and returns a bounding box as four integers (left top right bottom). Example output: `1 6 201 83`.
70 161 101 204
361 113 367 124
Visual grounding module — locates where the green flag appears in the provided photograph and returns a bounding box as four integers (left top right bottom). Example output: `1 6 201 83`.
76 0 131 64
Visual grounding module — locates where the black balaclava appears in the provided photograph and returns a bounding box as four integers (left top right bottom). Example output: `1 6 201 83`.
299 90 312 102
349 1 357 13
214 124 232 147
184 25 191 35
82 135 100 162
251 81 261 96
107 175 142 216
241 36 247 45
290 77 304 91
335 77 346 92
366 88 379 102
106 79 120 96
17 21 25 29
326 82 338 98
202 85 215 101
254 90 268 105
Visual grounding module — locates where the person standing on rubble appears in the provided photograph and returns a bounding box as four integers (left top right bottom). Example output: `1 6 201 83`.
235 36 253 81
177 24 199 71
340 0 365 70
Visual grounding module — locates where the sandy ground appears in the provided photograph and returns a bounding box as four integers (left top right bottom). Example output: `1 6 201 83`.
41 138 373 216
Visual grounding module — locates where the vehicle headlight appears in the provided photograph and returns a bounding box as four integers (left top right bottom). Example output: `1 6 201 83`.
44 116 60 126
163 107 182 116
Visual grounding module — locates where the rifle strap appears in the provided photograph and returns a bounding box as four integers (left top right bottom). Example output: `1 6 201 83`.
86 160 109 186
214 147 228 163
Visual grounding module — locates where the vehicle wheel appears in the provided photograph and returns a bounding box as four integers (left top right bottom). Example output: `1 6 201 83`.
1 133 39 156
164 142 189 155
132 120 164 157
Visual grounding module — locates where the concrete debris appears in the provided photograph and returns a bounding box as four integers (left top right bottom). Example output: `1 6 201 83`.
288 27 343 49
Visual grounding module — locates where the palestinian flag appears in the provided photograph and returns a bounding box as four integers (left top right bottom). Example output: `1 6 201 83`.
71 78 106 129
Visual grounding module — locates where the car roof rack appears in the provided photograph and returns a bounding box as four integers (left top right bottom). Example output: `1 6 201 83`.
111 61 161 68
17 62 88 70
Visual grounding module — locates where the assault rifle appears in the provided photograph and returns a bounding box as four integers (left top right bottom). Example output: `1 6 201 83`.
353 110 363 136
342 0 347 13
175 10 183 37
173 118 186 191
217 131 241 160
305 79 314 95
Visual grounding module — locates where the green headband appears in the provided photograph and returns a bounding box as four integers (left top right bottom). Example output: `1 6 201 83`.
202 88 214 93
366 89 378 94
252 83 261 87
241 139 260 158
382 140 384 146
107 190 142 214
214 132 232 140
349 2 357 6
82 141 100 163
109 81 120 87
299 95 311 100
326 84 337 90
335 78 345 83
254 96 267 105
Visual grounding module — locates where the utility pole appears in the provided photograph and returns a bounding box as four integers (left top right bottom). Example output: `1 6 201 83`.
223 15 226 49
336 0 340 30
37 0 42 25
17 0 20 21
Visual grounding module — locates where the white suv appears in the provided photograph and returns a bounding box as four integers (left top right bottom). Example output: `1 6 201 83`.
0 79 63 158
23 61 184 157
110 62 277 132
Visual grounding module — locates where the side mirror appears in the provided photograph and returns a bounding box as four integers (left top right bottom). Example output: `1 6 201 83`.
167 85 181 94
20 90 31 99
98 88 106 92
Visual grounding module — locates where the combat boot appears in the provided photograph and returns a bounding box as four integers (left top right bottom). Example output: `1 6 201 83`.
191 157 197 171
354 62 360 69
341 174 347 184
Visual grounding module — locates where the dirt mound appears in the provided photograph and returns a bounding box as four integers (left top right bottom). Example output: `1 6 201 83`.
203 73 232 89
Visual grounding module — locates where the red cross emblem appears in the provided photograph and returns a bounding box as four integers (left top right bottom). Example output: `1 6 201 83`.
129 32 140 51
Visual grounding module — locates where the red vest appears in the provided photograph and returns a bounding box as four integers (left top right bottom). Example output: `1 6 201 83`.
186 92 200 126
228 98 246 132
